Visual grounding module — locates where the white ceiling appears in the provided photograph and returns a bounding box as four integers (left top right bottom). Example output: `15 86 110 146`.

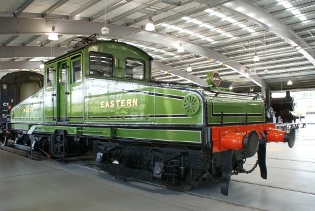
0 0 314 93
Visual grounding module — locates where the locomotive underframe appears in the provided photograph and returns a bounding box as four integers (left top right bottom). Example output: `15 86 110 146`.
10 130 89 158
93 140 253 192
94 139 216 190
7 127 252 192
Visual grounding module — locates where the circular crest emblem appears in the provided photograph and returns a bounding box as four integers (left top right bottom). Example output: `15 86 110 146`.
182 94 200 116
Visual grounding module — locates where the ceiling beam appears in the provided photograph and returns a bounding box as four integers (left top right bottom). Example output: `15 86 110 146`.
221 0 315 66
191 0 233 7
11 0 35 17
108 0 160 24
21 35 41 46
68 0 102 19
0 16 266 88
0 17 140 37
0 61 41 69
88 1 130 21
0 46 68 58
39 0 69 18
2 35 19 46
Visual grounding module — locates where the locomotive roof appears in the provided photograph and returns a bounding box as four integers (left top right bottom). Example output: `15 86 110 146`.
45 40 153 65
0 71 43 84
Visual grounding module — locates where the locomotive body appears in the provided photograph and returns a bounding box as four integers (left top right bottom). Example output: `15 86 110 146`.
0 71 43 125
271 91 298 123
6 40 295 195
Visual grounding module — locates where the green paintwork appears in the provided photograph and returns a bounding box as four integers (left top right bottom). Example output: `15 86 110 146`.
207 93 264 124
10 40 265 144
115 128 201 143
11 123 79 135
11 123 31 131
11 89 44 121
79 127 115 137
36 125 78 134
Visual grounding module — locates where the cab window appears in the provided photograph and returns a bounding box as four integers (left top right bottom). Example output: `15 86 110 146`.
61 63 67 83
126 58 145 80
71 56 81 83
46 67 54 87
89 52 113 77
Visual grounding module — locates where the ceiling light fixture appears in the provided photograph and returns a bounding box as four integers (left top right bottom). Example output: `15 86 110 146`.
48 26 58 41
101 0 109 35
177 42 184 53
286 68 292 85
145 17 155 31
253 53 259 62
287 79 292 85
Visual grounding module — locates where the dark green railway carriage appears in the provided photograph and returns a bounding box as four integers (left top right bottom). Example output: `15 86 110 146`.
7 39 295 195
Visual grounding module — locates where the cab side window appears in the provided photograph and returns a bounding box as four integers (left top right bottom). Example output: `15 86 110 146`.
61 63 67 83
89 52 113 77
126 58 145 80
46 67 54 87
71 56 81 83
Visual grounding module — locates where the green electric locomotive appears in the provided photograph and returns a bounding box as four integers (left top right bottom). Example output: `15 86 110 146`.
5 37 295 195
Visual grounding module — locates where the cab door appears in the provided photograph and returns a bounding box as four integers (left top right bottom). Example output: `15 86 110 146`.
44 66 57 122
57 61 69 121
67 55 84 120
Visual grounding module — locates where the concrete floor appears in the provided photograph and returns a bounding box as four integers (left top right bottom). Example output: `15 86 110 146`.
1 125 315 211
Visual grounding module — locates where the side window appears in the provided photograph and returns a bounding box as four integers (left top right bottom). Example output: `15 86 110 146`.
71 56 81 83
89 52 113 77
61 63 67 83
126 58 145 80
46 67 54 87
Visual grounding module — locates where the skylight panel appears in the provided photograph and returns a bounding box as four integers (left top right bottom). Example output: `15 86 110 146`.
162 23 215 42
181 17 234 39
127 42 179 59
277 0 307 21
204 9 256 34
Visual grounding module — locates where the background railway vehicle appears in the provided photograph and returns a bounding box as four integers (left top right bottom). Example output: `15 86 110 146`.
270 91 306 129
0 71 43 145
2 35 296 195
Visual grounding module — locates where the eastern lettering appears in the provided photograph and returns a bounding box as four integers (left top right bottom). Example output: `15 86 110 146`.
101 98 138 109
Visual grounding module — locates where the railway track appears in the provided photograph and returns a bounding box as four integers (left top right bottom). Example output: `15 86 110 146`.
0 145 44 161
69 161 266 211
66 154 315 209
3 144 315 193
232 179 315 196
2 145 314 210
3 137 315 209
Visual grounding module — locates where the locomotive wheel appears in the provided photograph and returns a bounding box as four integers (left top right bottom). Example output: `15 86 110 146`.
164 181 192 192
163 169 192 192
